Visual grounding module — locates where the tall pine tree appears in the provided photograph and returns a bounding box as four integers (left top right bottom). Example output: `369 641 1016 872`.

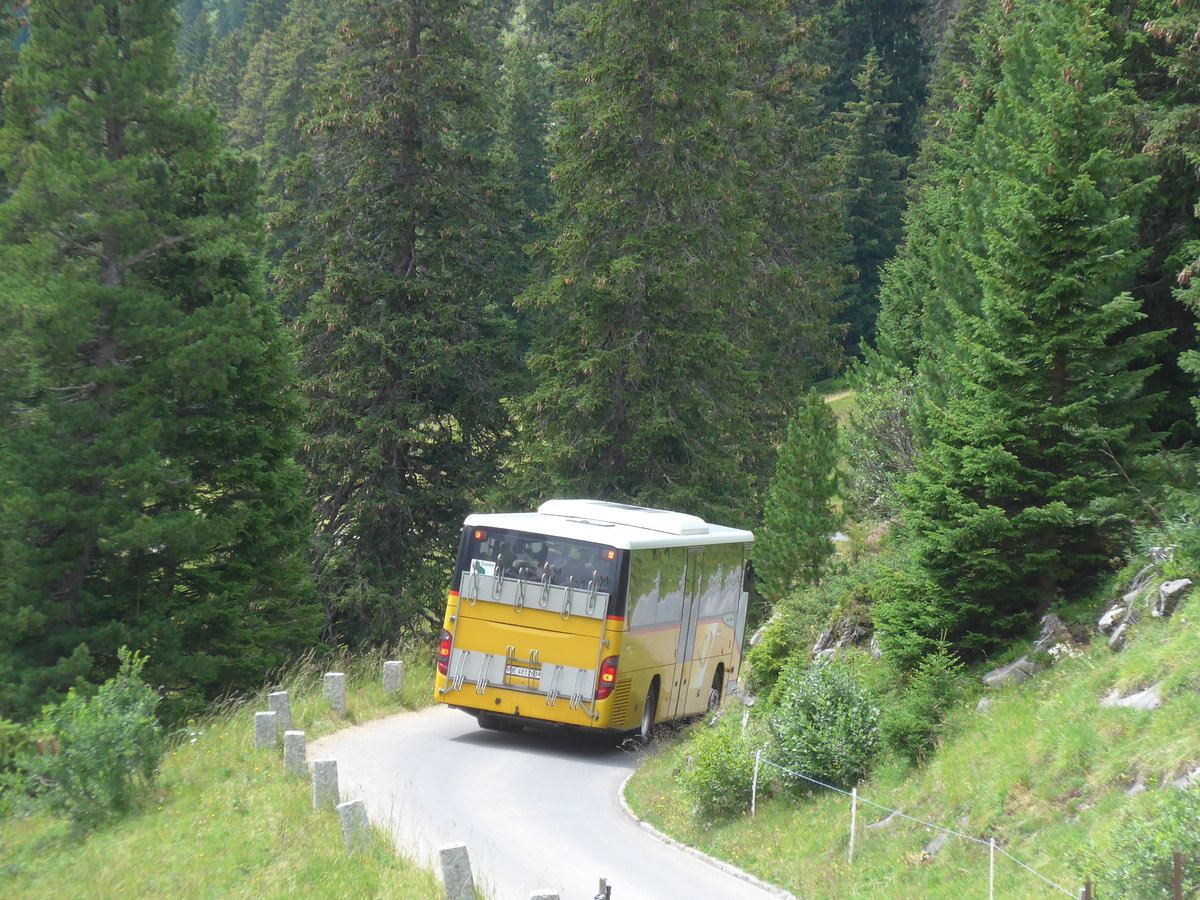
518 0 844 523
283 0 521 645
756 389 842 601
0 0 315 719
876 0 1160 666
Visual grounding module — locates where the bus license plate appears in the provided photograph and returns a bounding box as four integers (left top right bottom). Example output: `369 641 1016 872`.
505 664 540 681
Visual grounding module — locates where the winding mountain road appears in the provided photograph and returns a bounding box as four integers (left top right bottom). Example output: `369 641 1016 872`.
309 705 787 900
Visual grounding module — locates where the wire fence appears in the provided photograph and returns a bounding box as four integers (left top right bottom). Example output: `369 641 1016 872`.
751 750 1080 898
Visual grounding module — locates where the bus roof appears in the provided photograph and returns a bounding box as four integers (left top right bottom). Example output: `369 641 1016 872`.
463 499 754 550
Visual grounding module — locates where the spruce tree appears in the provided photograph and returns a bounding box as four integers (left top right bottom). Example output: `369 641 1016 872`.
518 0 843 523
756 390 842 601
834 48 906 352
0 0 315 719
283 0 521 645
876 0 1159 666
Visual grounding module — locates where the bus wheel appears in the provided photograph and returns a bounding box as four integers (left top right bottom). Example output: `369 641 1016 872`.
707 669 724 713
638 684 658 745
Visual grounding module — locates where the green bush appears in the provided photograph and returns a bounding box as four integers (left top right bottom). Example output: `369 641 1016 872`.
768 657 880 790
879 649 965 765
22 648 166 827
1092 785 1200 898
678 716 765 820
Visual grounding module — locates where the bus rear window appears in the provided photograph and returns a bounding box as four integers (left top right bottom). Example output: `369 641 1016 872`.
459 527 620 596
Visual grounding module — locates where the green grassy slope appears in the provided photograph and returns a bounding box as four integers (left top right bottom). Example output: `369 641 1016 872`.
625 590 1200 898
1 653 442 900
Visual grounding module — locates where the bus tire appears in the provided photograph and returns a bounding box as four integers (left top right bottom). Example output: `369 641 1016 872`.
638 684 658 745
707 668 724 713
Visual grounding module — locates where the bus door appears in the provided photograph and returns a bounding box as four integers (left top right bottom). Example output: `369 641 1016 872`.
669 547 705 719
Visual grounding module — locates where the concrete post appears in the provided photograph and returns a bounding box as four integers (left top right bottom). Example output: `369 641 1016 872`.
383 660 405 695
268 690 293 732
337 799 371 854
438 843 477 900
253 711 278 750
324 672 347 715
312 758 339 810
283 730 307 776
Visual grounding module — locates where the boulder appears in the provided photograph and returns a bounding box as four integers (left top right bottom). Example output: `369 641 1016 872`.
1151 579 1193 618
1099 682 1162 711
1097 603 1126 635
981 655 1044 688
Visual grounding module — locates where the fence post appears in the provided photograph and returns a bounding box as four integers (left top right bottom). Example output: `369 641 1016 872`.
383 660 405 695
337 798 371 854
989 837 995 900
324 672 347 715
439 842 477 900
752 748 762 818
849 787 858 865
253 711 278 750
268 690 293 732
283 730 307 776
312 758 339 810
1175 851 1184 900
1079 879 1092 900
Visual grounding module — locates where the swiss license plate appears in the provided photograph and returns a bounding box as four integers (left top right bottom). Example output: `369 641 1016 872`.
505 664 540 681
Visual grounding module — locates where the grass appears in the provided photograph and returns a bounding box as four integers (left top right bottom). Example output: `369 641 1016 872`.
625 590 1200 899
0 647 443 899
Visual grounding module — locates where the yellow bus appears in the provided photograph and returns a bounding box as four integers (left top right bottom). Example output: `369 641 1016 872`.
434 499 754 740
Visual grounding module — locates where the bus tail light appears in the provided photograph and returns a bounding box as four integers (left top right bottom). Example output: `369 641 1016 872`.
595 656 619 700
437 630 453 675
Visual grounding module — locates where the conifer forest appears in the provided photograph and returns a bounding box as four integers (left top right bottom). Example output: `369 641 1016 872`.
0 0 1196 723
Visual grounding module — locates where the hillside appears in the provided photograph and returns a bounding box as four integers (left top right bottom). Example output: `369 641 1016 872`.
625 553 1200 898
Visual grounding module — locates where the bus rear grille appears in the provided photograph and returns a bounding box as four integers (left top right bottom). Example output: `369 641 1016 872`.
608 681 632 725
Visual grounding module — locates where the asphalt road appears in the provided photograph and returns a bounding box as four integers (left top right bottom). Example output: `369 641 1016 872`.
309 705 787 900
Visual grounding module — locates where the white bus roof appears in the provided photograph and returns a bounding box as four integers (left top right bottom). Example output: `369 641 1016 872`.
463 499 754 550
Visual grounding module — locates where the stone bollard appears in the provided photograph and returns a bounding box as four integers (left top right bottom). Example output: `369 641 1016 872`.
312 758 339 810
283 730 307 776
383 660 405 695
337 799 371 854
324 672 347 715
438 843 477 900
253 711 278 750
268 690 293 732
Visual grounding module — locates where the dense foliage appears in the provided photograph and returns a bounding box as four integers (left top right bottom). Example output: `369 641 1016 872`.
0 0 1197 727
0 0 315 721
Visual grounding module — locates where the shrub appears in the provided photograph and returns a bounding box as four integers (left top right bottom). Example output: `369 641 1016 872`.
879 648 965 765
1091 786 1200 898
678 716 766 820
23 648 166 827
768 657 881 790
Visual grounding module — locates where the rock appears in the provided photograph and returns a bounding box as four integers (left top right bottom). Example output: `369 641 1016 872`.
811 618 872 658
1125 772 1148 796
868 810 903 830
1032 614 1072 654
1171 766 1200 789
922 831 949 859
1097 603 1126 635
981 655 1044 688
1152 579 1193 618
976 697 995 713
1099 682 1162 710
1107 623 1132 652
